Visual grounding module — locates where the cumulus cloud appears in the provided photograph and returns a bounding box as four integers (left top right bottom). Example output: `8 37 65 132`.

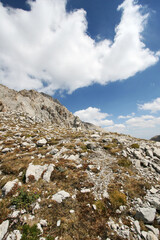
138 98 160 113
74 107 113 127
118 112 135 119
126 115 160 128
0 0 159 93
105 124 126 133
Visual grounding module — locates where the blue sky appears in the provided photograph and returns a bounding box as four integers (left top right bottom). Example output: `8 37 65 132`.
0 0 160 139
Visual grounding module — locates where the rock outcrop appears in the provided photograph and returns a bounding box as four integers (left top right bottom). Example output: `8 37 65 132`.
0 84 84 129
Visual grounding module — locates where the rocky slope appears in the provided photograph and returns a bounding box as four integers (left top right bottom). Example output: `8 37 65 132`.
0 87 160 240
0 84 84 129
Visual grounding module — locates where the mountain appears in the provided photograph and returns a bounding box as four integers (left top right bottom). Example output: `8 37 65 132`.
150 135 160 142
0 84 85 129
0 85 160 240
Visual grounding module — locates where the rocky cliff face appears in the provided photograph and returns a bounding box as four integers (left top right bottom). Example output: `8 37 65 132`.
0 85 160 240
0 84 83 129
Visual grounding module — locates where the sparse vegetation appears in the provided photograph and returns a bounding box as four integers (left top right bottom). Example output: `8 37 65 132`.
21 224 40 240
109 190 127 209
130 143 139 149
117 158 132 167
11 189 39 209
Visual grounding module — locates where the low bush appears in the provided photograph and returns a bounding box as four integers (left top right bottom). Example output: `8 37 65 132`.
21 224 40 240
11 189 39 209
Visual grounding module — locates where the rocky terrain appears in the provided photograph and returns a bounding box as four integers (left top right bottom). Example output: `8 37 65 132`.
0 86 160 240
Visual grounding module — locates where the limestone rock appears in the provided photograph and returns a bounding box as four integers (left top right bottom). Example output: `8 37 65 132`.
52 190 70 203
36 138 47 147
0 220 9 240
135 207 156 223
2 179 21 197
6 230 22 240
26 163 54 182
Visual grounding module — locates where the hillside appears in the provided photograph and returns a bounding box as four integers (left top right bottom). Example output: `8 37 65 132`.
0 86 160 240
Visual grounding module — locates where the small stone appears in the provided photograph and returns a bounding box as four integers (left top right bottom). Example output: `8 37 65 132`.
2 148 10 153
52 190 70 203
40 219 47 227
80 188 91 193
70 210 75 214
37 223 43 234
37 138 47 147
57 220 61 227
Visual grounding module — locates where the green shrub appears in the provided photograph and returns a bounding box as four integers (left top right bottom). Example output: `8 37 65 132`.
118 158 132 167
11 189 39 209
130 143 139 149
21 224 40 240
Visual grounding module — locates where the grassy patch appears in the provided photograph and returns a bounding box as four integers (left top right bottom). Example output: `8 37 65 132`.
109 190 127 209
130 143 139 149
21 224 40 240
11 189 39 209
117 158 132 168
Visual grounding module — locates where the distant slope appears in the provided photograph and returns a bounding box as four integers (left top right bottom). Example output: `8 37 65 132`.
150 135 160 142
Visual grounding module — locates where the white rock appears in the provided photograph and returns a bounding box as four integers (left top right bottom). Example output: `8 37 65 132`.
6 230 22 240
50 148 58 155
153 148 160 159
37 138 47 147
0 220 9 240
2 148 10 153
92 204 97 210
2 179 21 197
40 219 47 227
146 231 158 240
135 207 156 223
80 188 91 193
133 220 141 235
57 220 61 227
147 194 160 210
70 210 75 214
9 210 20 218
146 225 159 237
43 164 54 182
150 187 158 194
37 223 43 234
26 163 48 182
52 190 70 203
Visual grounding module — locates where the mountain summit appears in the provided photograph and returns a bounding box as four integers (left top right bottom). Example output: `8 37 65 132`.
0 84 84 129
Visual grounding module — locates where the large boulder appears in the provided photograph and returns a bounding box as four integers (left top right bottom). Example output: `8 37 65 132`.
135 207 156 223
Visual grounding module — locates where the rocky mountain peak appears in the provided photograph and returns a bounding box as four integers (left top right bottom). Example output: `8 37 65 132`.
0 84 84 129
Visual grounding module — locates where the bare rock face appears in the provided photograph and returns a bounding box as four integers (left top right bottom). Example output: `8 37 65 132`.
150 135 160 142
0 84 83 128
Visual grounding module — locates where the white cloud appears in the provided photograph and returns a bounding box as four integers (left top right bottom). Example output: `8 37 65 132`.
74 107 113 127
138 98 160 113
105 124 126 133
126 115 160 128
118 112 135 119
0 0 159 93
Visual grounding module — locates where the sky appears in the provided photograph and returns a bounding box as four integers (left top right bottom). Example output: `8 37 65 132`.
0 0 160 139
